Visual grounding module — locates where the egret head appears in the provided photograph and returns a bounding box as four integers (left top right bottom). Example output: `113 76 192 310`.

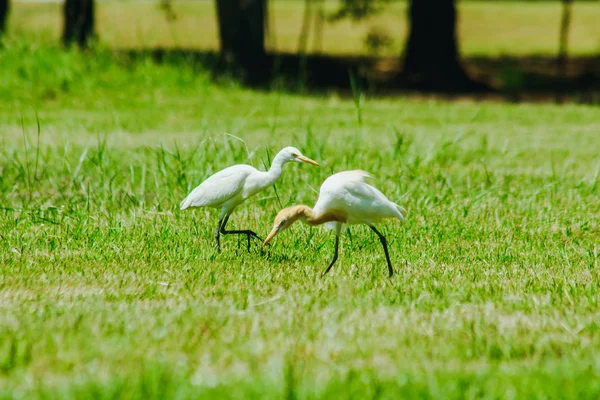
279 146 319 166
263 205 310 246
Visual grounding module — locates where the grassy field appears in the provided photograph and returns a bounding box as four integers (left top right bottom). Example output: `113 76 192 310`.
8 0 600 56
2 42 600 398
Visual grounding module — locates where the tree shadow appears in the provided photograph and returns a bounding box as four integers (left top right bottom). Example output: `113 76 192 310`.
120 48 600 103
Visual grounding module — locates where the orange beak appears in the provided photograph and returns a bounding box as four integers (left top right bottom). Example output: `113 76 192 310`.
295 155 319 166
262 226 281 246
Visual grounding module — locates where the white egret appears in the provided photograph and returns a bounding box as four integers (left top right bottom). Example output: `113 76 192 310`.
263 170 406 277
180 146 319 251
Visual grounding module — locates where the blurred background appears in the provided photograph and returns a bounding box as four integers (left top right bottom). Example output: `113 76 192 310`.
1 0 600 100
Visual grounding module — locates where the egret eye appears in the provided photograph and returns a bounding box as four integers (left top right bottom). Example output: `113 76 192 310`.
291 153 299 158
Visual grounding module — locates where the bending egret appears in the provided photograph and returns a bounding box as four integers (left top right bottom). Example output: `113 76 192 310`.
180 146 319 251
263 170 406 277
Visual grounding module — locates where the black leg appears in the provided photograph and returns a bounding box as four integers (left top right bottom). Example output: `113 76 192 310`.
370 225 393 277
219 214 263 251
215 215 225 252
321 232 340 277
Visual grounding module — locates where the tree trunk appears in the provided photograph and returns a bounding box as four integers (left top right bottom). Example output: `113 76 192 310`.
558 0 573 78
0 0 9 35
402 0 485 91
63 0 95 48
215 0 267 82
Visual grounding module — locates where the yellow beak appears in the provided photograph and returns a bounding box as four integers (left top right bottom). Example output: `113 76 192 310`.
262 226 280 246
295 155 319 166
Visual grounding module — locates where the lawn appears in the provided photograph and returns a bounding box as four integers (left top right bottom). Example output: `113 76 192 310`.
8 0 600 56
1 42 600 398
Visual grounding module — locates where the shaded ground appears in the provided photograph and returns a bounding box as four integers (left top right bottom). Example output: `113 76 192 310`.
126 49 600 103
12 1 600 58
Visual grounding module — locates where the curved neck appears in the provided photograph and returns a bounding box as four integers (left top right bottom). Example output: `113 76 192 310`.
292 205 340 226
262 152 288 186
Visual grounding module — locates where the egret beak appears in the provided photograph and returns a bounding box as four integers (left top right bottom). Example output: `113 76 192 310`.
295 155 319 166
262 226 281 246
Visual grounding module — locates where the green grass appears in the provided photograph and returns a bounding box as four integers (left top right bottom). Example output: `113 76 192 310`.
8 0 600 56
1 41 600 398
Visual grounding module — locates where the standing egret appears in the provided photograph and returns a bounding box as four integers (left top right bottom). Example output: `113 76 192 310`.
180 146 319 251
262 170 406 277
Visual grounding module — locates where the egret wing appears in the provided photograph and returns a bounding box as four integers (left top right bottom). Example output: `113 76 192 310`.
343 179 404 222
180 165 254 209
318 170 402 223
312 170 374 217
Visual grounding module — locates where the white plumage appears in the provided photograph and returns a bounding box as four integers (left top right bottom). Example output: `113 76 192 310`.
263 170 406 277
312 170 405 225
180 146 319 251
180 165 256 211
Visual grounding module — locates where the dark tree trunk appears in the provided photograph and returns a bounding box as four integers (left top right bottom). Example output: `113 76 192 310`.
63 0 95 48
215 0 267 82
558 0 573 78
402 0 487 92
0 0 9 35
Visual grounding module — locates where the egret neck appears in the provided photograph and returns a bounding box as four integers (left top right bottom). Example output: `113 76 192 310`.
260 151 293 187
285 205 344 226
